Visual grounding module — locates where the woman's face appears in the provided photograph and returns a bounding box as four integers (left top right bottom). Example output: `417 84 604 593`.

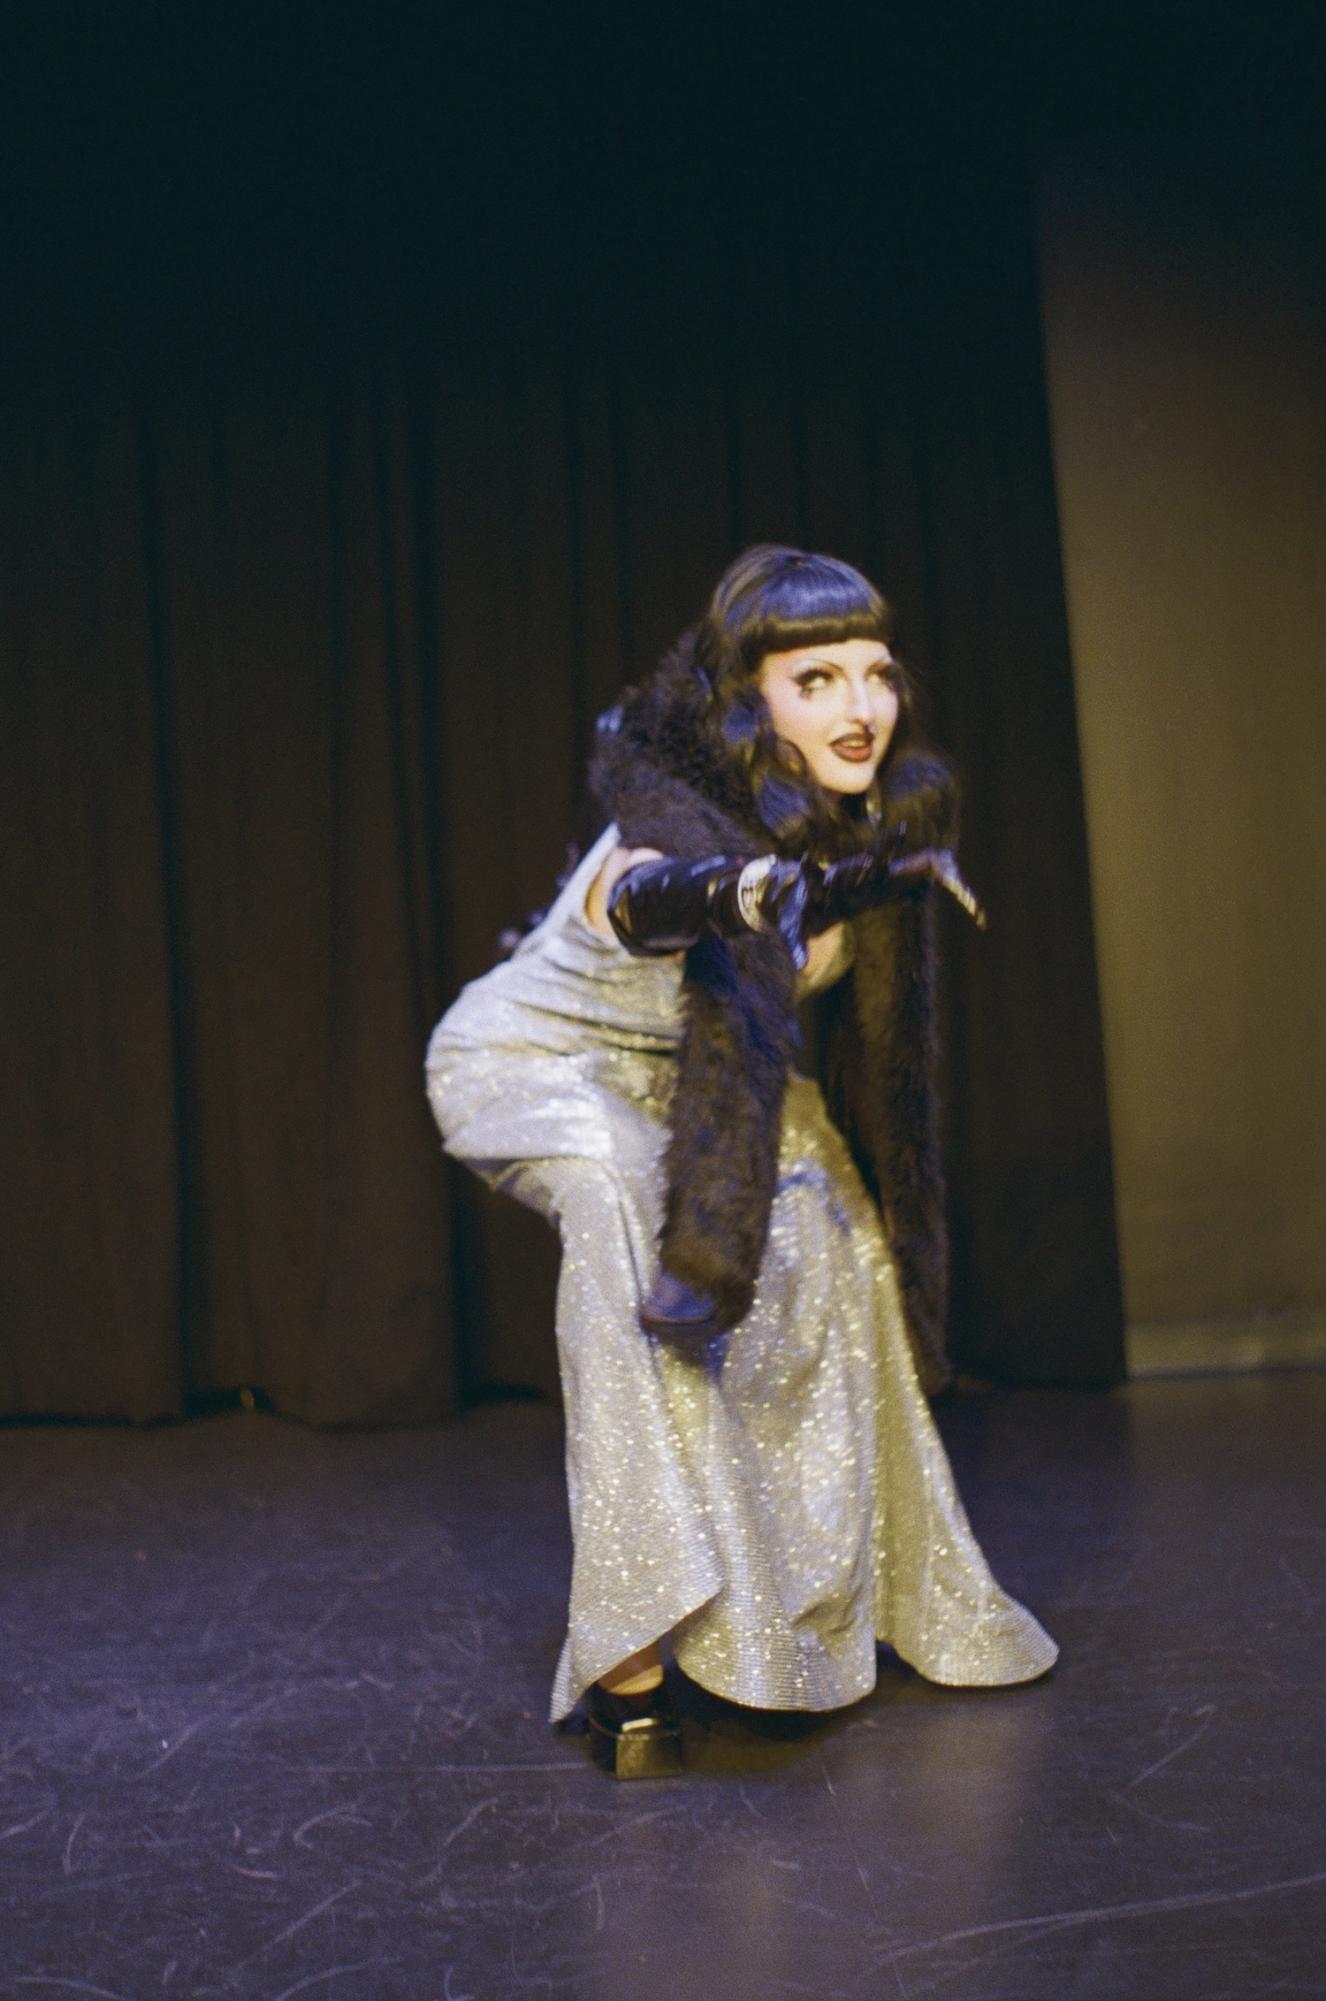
755 637 899 795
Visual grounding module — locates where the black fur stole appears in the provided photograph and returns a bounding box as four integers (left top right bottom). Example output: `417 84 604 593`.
588 664 958 1394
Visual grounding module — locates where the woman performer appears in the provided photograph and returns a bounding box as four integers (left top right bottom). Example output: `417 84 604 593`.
425 544 1057 1777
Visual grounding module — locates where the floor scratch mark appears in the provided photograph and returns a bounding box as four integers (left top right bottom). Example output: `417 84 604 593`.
227 1881 360 1976
269 1960 400 2001
62 1811 87 1876
1126 1703 1216 1788
14 1982 137 2000
292 1806 373 1849
1109 1788 1212 1835
441 1799 499 1851
876 1866 1326 1966
136 1718 206 1778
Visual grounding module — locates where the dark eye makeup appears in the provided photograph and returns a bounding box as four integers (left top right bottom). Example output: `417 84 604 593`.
791 658 896 693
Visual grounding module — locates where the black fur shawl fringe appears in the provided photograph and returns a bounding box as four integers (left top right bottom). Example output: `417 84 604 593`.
589 664 959 1393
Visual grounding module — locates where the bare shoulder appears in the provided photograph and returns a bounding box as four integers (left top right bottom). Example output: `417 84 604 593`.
584 844 665 941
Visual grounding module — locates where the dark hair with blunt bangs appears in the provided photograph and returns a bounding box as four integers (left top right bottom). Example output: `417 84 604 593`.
668 543 933 855
705 543 896 671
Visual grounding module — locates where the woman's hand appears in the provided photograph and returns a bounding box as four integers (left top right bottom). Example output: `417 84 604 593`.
810 835 987 931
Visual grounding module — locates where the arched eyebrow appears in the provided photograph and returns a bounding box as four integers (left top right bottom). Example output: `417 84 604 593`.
791 650 894 672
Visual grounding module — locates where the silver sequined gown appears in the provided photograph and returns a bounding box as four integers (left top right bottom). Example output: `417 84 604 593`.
425 825 1058 1722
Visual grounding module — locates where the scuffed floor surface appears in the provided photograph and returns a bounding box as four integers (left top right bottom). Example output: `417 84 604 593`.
1 1373 1323 2000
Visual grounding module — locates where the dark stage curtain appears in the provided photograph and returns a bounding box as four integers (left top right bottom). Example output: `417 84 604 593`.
2 21 1125 1421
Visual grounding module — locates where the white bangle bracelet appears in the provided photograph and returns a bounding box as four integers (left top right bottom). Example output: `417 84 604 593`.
736 855 777 931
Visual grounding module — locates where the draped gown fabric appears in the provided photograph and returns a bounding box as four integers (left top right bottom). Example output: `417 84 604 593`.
425 825 1058 1722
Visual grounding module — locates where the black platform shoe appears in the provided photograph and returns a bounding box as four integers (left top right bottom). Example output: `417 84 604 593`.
586 1676 685 1779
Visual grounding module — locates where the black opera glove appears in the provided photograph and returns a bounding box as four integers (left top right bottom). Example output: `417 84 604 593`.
607 853 815 968
808 843 989 932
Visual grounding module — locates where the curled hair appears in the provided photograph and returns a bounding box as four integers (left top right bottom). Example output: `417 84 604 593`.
668 543 938 856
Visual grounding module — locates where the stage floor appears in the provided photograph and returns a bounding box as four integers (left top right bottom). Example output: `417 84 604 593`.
2 1372 1322 1999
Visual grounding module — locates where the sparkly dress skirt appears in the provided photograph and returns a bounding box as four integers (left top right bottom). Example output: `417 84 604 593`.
425 826 1057 1722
